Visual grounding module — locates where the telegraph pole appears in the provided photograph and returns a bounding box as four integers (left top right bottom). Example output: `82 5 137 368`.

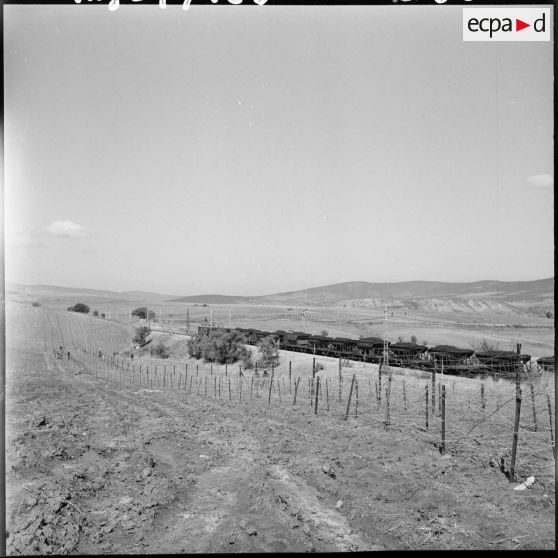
186 307 190 333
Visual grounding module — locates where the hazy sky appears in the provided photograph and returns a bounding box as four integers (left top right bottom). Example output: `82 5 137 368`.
4 4 554 296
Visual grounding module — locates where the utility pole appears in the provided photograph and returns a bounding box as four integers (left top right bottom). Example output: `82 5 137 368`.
301 310 306 331
186 307 190 333
210 309 213 329
229 309 232 328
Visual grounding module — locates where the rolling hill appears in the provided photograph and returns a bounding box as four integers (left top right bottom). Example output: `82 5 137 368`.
170 278 554 308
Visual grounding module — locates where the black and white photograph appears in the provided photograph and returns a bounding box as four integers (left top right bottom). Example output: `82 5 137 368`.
1 0 555 553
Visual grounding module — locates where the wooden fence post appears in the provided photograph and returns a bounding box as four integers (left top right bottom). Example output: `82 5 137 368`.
312 358 316 378
345 375 356 420
441 385 446 455
354 379 358 418
268 377 274 405
431 368 436 412
530 382 538 432
314 377 320 415
326 378 329 412
378 364 382 406
289 361 292 381
228 378 232 401
293 377 300 406
383 377 391 428
310 378 314 407
425 385 429 430
547 393 555 458
403 379 407 413
338 358 342 403
481 383 485 410
509 345 523 482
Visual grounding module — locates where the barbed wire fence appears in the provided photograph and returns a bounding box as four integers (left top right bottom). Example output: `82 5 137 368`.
69 346 555 489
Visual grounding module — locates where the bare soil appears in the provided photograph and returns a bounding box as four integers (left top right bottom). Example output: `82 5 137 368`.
5 302 555 553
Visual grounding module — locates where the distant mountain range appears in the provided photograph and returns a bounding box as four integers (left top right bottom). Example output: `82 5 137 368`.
169 278 554 306
8 278 554 315
6 284 175 302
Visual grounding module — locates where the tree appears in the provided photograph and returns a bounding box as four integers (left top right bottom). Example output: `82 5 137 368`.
258 335 280 368
321 329 329 337
397 336 404 343
133 326 151 347
410 335 417 344
67 303 90 314
132 307 156 320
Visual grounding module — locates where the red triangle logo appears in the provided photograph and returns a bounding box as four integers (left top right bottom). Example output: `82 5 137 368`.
516 19 530 31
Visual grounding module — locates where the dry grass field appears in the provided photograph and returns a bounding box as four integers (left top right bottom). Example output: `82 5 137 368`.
5 298 555 553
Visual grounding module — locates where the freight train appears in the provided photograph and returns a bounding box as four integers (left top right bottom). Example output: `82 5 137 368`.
196 325 551 376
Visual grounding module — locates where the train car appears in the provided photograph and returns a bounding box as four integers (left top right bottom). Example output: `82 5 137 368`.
280 331 312 352
389 342 428 368
536 356 555 373
427 345 475 374
328 337 359 359
253 329 271 344
356 337 385 363
475 350 531 374
306 335 332 355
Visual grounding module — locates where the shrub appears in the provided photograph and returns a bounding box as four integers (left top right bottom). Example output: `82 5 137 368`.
320 329 329 337
133 326 151 347
67 303 90 313
150 342 169 359
188 330 252 366
93 310 99 317
410 335 417 344
132 307 156 320
257 335 280 368
32 301 41 307
100 313 106 318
